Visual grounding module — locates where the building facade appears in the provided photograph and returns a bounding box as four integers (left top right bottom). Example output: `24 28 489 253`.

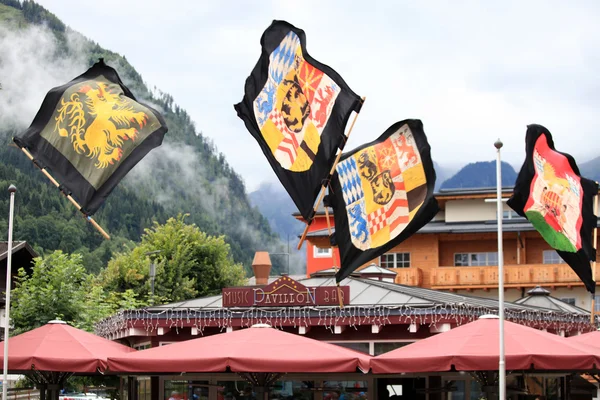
297 188 599 311
98 253 595 400
0 241 37 336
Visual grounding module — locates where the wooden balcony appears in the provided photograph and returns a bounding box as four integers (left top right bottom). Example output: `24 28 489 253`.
430 263 600 290
393 267 423 286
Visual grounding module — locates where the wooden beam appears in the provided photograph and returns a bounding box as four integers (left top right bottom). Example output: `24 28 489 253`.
299 326 310 335
128 327 151 337
430 323 451 333
157 327 170 336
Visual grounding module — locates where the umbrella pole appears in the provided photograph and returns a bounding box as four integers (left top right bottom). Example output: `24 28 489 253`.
39 384 46 400
2 186 16 400
494 139 506 400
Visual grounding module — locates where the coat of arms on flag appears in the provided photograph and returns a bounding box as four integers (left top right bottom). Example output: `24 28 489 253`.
508 124 598 293
14 59 168 215
235 20 362 221
330 120 439 281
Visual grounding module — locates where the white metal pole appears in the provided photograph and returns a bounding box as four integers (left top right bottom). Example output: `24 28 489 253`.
494 140 505 399
2 185 16 400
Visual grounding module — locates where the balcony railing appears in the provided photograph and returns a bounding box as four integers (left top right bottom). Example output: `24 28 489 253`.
392 268 423 286
430 263 600 289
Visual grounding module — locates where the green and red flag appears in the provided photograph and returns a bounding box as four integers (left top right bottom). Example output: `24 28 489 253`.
234 20 363 221
328 119 439 282
508 124 598 294
14 59 168 215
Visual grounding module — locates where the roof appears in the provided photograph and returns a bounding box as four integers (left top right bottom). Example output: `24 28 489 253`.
514 286 589 315
307 215 600 238
97 274 595 338
434 187 514 197
305 217 557 238
0 241 37 261
148 275 551 311
357 264 397 276
293 187 514 218
245 274 306 286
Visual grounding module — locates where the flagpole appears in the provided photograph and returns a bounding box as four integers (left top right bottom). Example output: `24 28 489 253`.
591 188 598 325
2 185 16 400
494 139 506 400
297 96 366 250
17 146 110 240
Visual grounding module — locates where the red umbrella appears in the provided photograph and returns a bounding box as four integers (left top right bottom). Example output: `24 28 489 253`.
0 320 136 373
371 316 600 373
568 331 600 348
108 324 370 373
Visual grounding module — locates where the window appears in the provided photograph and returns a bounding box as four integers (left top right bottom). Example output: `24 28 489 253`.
454 252 498 266
560 298 576 306
313 245 332 258
330 342 370 354
543 250 566 264
133 342 151 350
136 377 151 400
380 253 410 268
374 342 413 356
502 210 520 219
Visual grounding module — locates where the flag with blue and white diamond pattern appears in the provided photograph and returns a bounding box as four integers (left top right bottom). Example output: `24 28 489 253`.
329 119 439 282
235 20 363 221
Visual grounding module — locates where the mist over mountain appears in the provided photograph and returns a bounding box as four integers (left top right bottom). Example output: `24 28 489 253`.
0 0 294 274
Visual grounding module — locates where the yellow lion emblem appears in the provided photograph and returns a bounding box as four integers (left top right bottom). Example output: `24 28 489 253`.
54 82 148 168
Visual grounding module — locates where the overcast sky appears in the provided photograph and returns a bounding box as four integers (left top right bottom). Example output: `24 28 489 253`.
33 0 600 191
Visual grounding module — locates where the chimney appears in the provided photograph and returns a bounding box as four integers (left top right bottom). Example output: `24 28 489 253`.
252 251 272 286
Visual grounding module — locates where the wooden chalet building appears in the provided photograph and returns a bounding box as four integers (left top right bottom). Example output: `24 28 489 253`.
297 187 600 311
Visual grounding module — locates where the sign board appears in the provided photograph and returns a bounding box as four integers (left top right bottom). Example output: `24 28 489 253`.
222 276 350 307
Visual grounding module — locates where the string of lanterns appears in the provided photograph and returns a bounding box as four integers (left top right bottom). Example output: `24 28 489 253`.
95 303 595 338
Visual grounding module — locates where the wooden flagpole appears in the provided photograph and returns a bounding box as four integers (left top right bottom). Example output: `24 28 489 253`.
591 186 598 325
297 96 366 251
19 146 111 240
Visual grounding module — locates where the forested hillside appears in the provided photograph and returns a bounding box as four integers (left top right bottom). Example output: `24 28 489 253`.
0 0 288 274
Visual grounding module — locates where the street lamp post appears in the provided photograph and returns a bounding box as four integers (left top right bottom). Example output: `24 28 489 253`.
3 185 16 400
270 235 291 275
145 250 161 306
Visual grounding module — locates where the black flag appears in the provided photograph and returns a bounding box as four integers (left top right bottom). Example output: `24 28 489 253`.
329 119 439 282
508 124 598 294
14 59 168 215
235 20 362 221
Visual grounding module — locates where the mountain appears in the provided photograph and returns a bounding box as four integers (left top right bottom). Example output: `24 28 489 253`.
579 156 600 182
0 0 287 274
248 182 306 274
249 182 304 239
433 162 457 192
440 161 517 190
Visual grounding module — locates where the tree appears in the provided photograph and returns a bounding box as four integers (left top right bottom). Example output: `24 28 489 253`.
10 251 89 334
100 214 247 304
10 250 144 334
